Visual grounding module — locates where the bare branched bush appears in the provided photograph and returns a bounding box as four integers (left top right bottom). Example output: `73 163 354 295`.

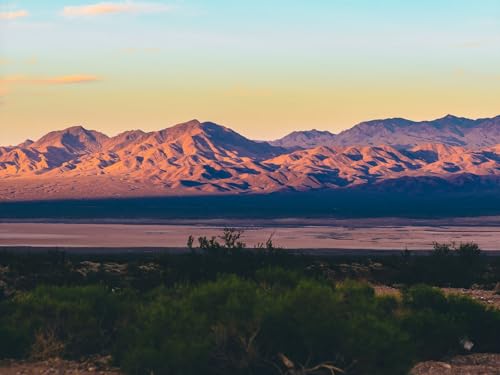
30 329 65 360
277 352 344 375
188 228 285 256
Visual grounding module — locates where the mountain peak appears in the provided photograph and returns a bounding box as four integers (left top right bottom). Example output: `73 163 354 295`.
172 119 202 130
270 129 337 149
141 120 283 160
17 139 34 148
66 124 87 131
358 117 414 126
59 125 98 136
157 119 203 135
158 120 238 138
39 124 99 137
435 114 468 122
332 115 499 148
32 125 108 154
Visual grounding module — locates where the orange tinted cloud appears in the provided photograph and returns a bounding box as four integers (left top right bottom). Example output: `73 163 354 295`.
2 75 100 85
62 2 172 17
0 10 29 20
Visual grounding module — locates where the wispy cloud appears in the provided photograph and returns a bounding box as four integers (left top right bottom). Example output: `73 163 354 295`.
0 57 39 66
0 10 29 20
62 1 172 17
1 75 100 85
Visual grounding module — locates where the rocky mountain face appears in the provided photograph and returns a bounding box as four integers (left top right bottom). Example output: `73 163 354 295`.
269 129 336 149
1 116 500 200
272 115 500 149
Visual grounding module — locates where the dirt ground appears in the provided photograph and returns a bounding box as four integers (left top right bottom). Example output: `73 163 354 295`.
442 287 500 310
3 354 500 375
0 357 121 375
410 353 500 375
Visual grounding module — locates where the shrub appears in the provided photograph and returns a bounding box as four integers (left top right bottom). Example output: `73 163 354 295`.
389 242 488 287
402 285 500 360
7 285 132 359
0 323 30 359
255 267 302 289
117 276 265 375
117 278 415 375
1 248 499 375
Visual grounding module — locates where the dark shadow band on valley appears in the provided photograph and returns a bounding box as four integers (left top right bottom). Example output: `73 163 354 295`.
1 186 500 221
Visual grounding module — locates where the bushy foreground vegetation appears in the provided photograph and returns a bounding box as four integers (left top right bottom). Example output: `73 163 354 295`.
1 276 499 374
0 232 499 374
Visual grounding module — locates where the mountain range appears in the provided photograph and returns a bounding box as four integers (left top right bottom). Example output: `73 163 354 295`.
1 115 500 201
270 114 500 149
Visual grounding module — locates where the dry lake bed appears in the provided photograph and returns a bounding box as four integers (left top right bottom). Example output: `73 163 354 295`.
2 217 500 251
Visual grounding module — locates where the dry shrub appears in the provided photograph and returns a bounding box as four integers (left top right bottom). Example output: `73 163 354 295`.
30 329 65 360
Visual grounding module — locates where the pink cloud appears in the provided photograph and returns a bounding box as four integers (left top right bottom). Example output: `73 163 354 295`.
62 2 172 17
2 75 100 85
0 10 29 20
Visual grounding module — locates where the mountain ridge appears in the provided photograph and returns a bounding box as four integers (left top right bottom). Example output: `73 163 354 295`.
272 115 500 149
1 115 500 201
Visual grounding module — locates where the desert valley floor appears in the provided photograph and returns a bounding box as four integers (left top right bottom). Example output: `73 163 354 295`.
3 217 500 251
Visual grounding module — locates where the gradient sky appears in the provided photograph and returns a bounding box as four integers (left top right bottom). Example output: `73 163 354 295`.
1 0 500 145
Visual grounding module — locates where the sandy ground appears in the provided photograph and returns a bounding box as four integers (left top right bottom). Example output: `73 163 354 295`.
1 222 500 250
410 354 500 375
0 357 120 375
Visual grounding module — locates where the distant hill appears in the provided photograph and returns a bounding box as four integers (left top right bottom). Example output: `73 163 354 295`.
1 115 500 201
331 115 500 148
272 115 500 149
269 129 336 149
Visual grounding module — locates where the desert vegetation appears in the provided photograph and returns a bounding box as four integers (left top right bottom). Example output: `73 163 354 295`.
0 231 499 374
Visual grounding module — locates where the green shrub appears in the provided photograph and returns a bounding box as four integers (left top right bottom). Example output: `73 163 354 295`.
402 285 500 360
255 266 302 289
117 276 266 375
0 323 30 359
117 278 415 375
1 256 499 375
8 285 132 359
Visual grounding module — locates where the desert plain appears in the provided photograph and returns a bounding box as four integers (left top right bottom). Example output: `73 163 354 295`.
2 218 500 251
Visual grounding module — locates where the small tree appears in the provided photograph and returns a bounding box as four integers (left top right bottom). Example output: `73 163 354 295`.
429 242 484 287
255 232 281 253
456 242 481 259
220 228 245 250
187 228 245 255
431 242 453 257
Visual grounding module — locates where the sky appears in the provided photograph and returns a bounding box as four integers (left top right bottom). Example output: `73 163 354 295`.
1 0 500 145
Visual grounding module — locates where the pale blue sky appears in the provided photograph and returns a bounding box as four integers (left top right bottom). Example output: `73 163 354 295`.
1 0 499 145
